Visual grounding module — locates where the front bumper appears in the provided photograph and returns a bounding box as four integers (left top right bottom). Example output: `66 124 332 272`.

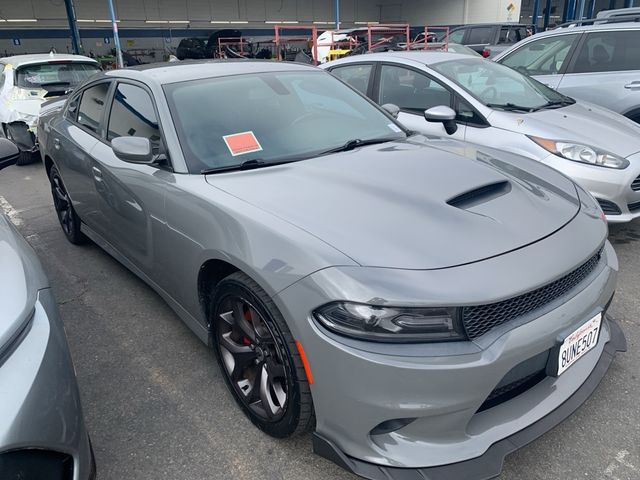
541 152 640 223
313 318 626 480
275 219 619 473
0 288 94 480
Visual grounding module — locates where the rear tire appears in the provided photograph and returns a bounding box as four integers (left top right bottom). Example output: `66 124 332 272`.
49 165 87 245
210 271 315 438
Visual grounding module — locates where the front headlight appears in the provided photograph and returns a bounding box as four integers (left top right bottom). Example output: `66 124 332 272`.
313 302 467 342
529 136 629 169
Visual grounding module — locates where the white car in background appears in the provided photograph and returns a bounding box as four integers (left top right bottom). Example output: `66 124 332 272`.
0 54 100 164
323 51 640 222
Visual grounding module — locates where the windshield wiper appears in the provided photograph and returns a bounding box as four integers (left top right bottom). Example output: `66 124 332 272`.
486 102 537 113
538 98 576 110
318 137 400 156
201 158 295 175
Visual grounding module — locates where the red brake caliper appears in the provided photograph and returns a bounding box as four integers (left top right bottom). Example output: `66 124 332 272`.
242 308 252 345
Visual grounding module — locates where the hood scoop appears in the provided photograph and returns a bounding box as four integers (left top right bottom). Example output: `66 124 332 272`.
447 181 512 210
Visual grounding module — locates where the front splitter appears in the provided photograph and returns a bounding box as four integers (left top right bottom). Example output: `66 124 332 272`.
313 318 627 480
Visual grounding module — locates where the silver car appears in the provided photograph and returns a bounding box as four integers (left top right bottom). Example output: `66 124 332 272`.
323 51 640 222
493 21 640 124
37 61 625 479
0 139 95 479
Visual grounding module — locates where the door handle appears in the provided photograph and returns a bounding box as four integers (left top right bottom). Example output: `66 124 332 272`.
92 166 103 181
624 81 640 90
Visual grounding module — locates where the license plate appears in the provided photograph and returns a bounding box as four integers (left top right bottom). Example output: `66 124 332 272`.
557 313 602 376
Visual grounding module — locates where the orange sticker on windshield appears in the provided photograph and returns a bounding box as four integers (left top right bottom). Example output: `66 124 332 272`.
223 131 263 156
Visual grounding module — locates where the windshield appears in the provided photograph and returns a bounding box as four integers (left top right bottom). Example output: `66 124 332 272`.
164 70 406 172
15 62 101 89
431 58 569 111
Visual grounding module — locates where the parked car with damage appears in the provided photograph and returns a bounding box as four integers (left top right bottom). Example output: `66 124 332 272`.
0 54 100 165
494 18 640 124
323 51 640 222
38 60 624 480
0 138 95 479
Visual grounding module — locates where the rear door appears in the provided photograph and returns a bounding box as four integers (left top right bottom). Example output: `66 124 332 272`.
51 81 111 238
373 63 466 140
558 29 640 121
498 32 581 89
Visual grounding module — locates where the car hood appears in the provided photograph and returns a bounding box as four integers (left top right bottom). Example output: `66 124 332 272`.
206 137 580 269
488 101 640 158
0 214 47 353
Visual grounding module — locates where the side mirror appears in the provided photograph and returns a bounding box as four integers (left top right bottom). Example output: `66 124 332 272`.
112 136 153 164
381 103 400 119
0 138 20 171
424 105 458 135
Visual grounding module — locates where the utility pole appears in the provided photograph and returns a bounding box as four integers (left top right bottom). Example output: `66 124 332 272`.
334 0 340 29
106 0 124 68
63 0 82 55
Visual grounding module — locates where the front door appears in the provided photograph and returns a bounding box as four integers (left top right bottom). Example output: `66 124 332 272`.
375 63 466 140
89 81 170 278
498 33 581 89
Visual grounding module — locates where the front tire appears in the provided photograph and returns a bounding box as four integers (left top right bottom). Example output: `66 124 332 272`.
49 165 87 245
210 272 315 438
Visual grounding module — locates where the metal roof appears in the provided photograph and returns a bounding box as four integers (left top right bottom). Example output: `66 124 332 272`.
0 53 98 67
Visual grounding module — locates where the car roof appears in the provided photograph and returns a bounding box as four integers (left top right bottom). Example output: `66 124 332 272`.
535 19 640 36
325 51 474 67
452 23 528 28
0 53 98 67
101 59 320 85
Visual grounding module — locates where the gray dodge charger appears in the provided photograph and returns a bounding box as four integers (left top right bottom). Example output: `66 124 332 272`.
37 61 625 479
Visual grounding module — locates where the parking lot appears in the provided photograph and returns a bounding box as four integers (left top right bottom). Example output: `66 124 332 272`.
0 162 637 480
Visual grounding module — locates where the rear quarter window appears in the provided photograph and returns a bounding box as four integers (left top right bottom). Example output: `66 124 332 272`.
76 82 110 134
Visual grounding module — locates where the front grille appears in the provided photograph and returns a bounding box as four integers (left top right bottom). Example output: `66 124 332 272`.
632 175 640 192
462 248 603 340
597 198 622 215
478 370 547 412
628 200 640 212
477 349 550 412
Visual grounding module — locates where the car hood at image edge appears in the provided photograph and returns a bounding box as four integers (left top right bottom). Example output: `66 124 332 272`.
489 101 640 158
206 138 581 269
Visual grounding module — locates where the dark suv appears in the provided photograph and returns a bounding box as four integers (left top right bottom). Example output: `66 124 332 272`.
445 23 530 57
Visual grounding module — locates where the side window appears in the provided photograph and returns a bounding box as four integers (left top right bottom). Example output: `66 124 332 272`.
107 83 161 148
569 31 640 74
65 94 81 121
448 29 465 44
466 27 493 45
330 64 373 95
0 65 5 90
456 96 485 127
77 82 110 134
499 26 527 44
500 35 577 75
379 65 451 114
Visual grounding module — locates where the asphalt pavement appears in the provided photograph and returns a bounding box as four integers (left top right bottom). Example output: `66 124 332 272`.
1 162 638 480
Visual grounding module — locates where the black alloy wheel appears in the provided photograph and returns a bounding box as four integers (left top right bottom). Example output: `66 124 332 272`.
211 272 314 437
49 166 87 244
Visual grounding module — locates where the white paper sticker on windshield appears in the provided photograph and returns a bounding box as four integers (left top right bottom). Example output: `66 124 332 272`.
223 131 263 156
388 123 402 133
